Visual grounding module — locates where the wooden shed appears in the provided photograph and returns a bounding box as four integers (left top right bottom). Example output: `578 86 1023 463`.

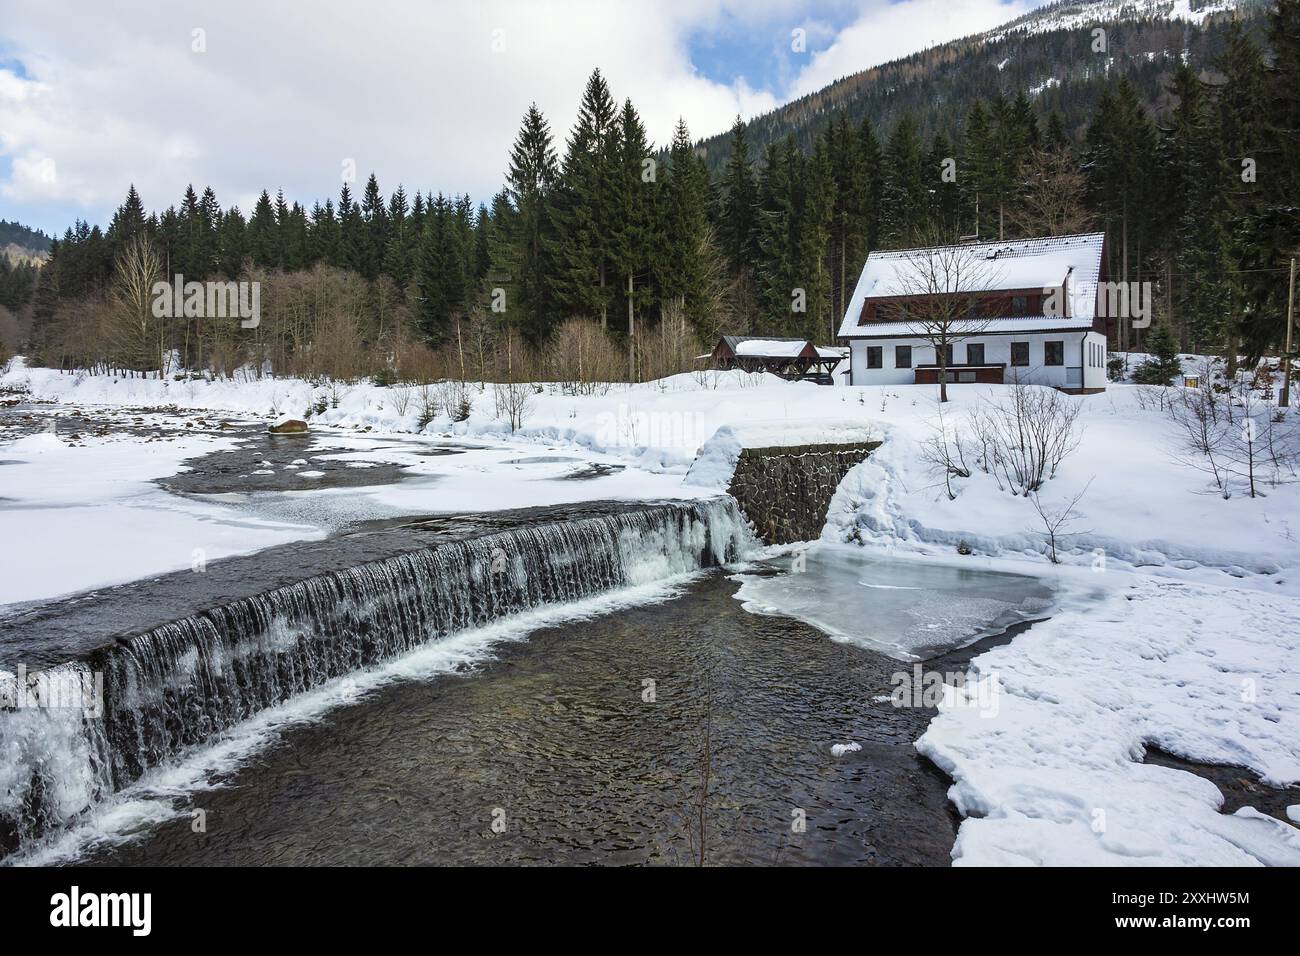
710 336 845 383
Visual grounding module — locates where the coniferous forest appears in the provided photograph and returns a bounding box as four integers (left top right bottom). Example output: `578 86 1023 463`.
3 0 1298 383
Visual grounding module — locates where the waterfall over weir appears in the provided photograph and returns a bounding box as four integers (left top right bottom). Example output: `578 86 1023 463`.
0 498 752 859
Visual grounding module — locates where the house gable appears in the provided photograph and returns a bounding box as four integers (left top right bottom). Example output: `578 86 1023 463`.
838 232 1106 340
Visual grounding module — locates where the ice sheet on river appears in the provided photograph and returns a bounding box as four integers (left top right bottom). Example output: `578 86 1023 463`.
732 544 1054 660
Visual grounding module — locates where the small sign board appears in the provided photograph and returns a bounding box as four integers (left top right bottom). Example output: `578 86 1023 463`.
1183 375 1199 389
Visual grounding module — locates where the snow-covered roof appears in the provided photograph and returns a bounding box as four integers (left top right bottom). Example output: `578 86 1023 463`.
734 338 810 358
837 232 1105 339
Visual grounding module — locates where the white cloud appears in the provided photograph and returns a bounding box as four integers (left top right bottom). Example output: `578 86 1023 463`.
0 0 1034 232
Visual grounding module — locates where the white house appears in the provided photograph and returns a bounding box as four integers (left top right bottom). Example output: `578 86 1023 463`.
838 233 1110 393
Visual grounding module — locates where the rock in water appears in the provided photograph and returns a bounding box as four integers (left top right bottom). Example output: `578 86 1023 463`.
269 417 309 434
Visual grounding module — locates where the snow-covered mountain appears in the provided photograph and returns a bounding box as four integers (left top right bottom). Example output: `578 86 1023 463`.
693 0 1264 171
988 0 1247 40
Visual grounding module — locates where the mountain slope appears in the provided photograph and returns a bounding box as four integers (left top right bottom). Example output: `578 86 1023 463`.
0 220 52 265
694 0 1267 170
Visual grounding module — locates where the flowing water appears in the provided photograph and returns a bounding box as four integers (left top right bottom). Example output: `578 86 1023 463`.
2 486 1053 866
0 499 749 858
74 572 998 866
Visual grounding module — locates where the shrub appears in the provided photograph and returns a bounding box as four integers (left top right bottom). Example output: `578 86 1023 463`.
1133 324 1182 386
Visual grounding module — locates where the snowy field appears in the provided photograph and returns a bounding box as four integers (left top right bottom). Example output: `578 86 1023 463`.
2 355 1299 865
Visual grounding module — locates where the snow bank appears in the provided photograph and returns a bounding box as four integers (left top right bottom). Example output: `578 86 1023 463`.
683 426 741 490
918 573 1300 865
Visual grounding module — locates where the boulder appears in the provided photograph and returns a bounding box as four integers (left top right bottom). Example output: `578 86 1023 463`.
268 417 309 434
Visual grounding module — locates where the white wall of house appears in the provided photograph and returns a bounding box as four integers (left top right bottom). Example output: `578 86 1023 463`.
847 330 1108 389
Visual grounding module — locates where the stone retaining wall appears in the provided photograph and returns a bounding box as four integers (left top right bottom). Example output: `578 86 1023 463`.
727 441 880 544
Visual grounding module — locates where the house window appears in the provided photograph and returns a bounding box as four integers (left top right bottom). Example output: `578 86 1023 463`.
958 371 976 383
1011 342 1029 366
966 343 985 366
866 346 883 369
1011 294 1028 315
895 345 912 368
1045 340 1064 366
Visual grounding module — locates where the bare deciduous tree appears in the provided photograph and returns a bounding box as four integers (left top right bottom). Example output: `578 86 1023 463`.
492 380 534 433
542 318 623 395
888 234 1001 402
1008 148 1094 237
107 235 165 375
920 401 972 500
1029 479 1092 564
969 383 1084 495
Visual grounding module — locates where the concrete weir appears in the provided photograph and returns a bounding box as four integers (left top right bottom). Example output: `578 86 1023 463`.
0 498 752 859
727 441 880 544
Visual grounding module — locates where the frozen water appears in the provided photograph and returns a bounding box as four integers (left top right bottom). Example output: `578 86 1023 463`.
733 544 1054 660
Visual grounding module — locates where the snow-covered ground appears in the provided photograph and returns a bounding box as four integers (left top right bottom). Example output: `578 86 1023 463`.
6 356 1297 577
0 419 702 607
3 356 1298 865
917 565 1300 865
0 428 323 607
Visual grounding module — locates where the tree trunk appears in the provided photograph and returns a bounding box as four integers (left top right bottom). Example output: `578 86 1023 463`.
1120 197 1129 352
938 343 949 403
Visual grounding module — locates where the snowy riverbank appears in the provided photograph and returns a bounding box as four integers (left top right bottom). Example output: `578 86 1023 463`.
4 357 1299 864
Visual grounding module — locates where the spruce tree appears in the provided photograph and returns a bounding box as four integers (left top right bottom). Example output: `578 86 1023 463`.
416 193 469 346
753 140 799 331
961 101 996 238
108 185 147 258
611 98 656 349
719 117 758 277
309 199 340 267
858 118 884 251
799 138 837 342
1159 62 1227 352
248 190 278 269
1134 322 1182 385
1239 0 1300 360
217 207 247 278
826 114 870 321
505 103 558 344
383 185 412 286
1084 79 1157 349
483 188 523 358
361 173 389 280
336 183 365 274
659 118 712 329
545 70 620 327
927 132 960 236
880 113 927 247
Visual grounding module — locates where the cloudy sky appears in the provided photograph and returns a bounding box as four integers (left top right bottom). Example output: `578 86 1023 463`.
0 0 1034 235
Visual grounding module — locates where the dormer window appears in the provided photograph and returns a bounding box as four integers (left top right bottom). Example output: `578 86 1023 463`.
1011 294 1027 315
